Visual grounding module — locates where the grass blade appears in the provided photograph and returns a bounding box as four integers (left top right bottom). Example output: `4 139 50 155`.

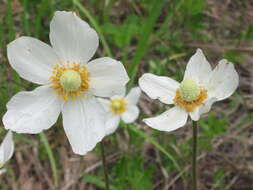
39 132 58 188
20 0 31 36
35 0 51 38
128 0 164 86
127 124 181 173
83 174 117 190
6 0 15 41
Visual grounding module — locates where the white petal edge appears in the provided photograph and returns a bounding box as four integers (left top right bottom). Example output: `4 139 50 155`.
205 60 239 101
183 49 212 84
125 87 141 105
138 73 179 104
7 37 59 84
97 98 110 112
50 11 99 63
87 57 129 97
199 98 217 115
189 108 200 121
105 114 120 135
143 106 188 132
0 169 6 175
97 98 121 135
3 86 62 134
62 96 106 155
121 105 140 123
189 98 217 121
0 131 14 164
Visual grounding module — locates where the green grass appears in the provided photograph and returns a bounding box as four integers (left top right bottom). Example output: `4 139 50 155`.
39 132 59 188
128 0 165 86
0 0 252 189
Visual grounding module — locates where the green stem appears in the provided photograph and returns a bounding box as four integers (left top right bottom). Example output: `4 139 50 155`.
192 121 198 190
100 140 110 190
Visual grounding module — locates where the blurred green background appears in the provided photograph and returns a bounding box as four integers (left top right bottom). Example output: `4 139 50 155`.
0 0 252 189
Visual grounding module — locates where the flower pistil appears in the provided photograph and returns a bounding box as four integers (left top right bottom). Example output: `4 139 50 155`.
173 78 208 112
50 63 90 101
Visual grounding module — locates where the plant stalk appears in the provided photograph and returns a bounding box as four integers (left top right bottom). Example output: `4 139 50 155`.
100 140 110 190
192 121 198 190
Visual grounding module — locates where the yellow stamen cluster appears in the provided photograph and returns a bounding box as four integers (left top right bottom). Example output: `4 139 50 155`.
110 98 127 115
50 63 90 101
173 88 208 112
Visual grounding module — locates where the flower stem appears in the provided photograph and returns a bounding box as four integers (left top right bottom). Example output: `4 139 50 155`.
100 140 110 190
192 121 198 190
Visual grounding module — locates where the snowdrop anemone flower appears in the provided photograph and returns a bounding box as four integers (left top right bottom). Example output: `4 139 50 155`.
98 87 141 135
139 49 239 132
0 131 14 175
3 11 129 155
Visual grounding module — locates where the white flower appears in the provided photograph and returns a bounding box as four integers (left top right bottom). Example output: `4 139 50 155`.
0 131 14 174
98 87 141 135
3 11 129 155
139 49 239 132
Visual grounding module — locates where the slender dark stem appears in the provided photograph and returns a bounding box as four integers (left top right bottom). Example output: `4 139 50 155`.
100 140 110 190
192 121 198 190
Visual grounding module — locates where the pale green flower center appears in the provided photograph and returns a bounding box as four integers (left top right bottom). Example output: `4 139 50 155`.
179 78 200 102
112 101 122 109
60 70 81 92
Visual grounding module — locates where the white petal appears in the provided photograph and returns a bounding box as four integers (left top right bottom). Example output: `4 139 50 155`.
97 98 121 135
50 11 98 63
183 49 212 84
110 95 124 100
62 96 106 155
0 131 14 164
189 109 200 121
138 73 179 104
3 86 62 134
87 57 129 97
97 98 110 112
125 87 141 105
199 98 217 115
105 114 120 135
121 105 140 123
143 106 188 132
206 60 239 101
189 97 217 121
7 37 59 84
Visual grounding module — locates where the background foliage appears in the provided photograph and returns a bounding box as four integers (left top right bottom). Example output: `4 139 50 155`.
0 0 253 189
